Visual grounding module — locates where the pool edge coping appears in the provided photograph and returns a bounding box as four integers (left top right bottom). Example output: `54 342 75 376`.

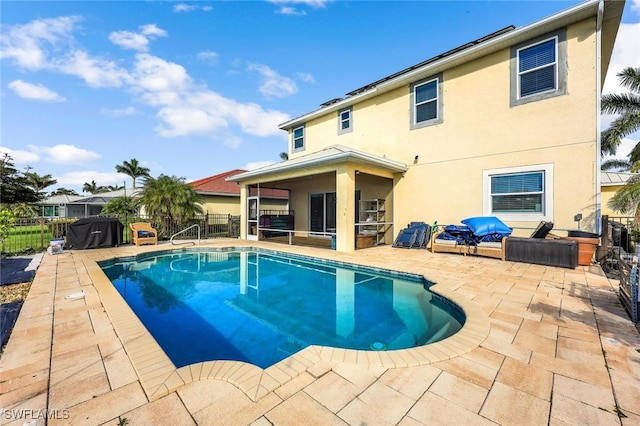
82 242 490 403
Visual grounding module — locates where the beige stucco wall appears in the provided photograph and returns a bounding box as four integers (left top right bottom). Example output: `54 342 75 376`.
288 18 599 237
601 186 624 218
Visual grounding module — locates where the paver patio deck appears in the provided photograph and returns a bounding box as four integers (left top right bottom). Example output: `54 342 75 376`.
1 239 638 425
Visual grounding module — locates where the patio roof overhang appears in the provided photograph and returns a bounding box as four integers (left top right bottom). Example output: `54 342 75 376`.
226 145 408 186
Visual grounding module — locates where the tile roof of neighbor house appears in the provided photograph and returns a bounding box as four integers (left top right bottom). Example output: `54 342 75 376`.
191 169 289 198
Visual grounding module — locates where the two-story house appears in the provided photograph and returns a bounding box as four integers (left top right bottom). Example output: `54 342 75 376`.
228 0 625 252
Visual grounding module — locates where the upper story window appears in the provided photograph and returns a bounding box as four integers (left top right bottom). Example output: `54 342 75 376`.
338 107 352 135
483 164 553 222
410 74 443 129
518 38 557 97
293 125 305 151
510 30 566 107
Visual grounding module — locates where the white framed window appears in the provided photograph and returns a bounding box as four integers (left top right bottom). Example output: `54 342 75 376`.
483 164 553 222
510 30 566 107
410 74 442 129
338 107 352 135
292 125 305 152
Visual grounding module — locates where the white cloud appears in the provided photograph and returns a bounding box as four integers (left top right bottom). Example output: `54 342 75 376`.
8 80 65 102
174 4 213 13
55 170 124 187
2 16 292 146
248 63 297 98
269 0 330 14
277 7 307 16
0 146 40 164
602 22 640 95
54 50 131 88
244 160 276 170
101 106 139 117
109 31 150 52
140 24 167 38
109 24 167 52
197 51 219 64
27 144 101 165
133 53 192 93
127 54 290 138
0 16 81 70
295 72 315 83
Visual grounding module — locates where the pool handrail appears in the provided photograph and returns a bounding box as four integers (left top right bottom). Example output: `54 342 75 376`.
170 224 200 246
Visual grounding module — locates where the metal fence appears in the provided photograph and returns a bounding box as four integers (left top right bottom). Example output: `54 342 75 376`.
612 252 639 324
1 214 240 256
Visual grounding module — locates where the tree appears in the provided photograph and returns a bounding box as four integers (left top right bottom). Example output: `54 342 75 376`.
0 153 39 204
115 158 150 189
106 184 124 192
138 175 203 232
82 180 108 194
0 208 16 253
11 202 39 218
24 170 57 200
608 174 640 218
49 187 80 196
601 67 640 161
102 196 138 217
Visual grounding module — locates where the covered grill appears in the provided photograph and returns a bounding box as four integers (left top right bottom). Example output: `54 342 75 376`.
66 217 124 249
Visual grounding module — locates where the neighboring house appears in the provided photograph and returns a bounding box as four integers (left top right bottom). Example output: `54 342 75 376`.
601 171 636 218
190 169 289 216
229 0 625 252
39 189 140 219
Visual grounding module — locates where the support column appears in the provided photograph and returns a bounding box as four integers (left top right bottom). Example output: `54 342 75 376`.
239 184 248 239
336 164 356 252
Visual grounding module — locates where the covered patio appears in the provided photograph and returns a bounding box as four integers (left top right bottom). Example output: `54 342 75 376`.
227 145 408 252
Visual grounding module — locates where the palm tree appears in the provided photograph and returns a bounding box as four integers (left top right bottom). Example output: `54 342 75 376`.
138 175 203 233
24 171 57 200
601 66 640 160
102 196 138 216
106 184 124 192
115 159 150 189
608 174 640 217
82 180 108 194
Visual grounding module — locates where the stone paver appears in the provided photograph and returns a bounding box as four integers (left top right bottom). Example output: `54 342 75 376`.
1 240 639 425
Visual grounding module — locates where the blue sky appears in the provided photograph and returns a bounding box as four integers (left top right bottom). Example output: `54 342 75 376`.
1 0 639 195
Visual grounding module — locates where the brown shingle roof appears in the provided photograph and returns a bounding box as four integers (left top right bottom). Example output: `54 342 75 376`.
190 169 288 198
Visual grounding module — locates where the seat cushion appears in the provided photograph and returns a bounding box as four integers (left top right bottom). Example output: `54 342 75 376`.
137 230 155 238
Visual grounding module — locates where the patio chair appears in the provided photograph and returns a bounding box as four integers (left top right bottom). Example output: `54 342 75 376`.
130 222 158 246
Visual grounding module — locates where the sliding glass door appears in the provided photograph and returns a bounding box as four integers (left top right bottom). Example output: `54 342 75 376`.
309 192 336 235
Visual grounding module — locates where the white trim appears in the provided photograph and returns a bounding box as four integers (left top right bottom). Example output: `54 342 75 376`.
483 163 554 222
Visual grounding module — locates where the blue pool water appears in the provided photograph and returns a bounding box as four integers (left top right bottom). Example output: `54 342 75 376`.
100 248 464 369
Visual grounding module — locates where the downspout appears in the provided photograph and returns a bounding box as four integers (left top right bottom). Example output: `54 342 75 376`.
595 0 604 235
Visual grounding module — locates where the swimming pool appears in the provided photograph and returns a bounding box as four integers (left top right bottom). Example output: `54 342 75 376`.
100 248 464 369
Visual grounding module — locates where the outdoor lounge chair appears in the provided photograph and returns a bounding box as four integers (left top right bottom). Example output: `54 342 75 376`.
130 222 158 246
393 222 431 249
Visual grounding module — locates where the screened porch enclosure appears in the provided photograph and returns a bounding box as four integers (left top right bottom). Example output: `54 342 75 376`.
245 170 394 251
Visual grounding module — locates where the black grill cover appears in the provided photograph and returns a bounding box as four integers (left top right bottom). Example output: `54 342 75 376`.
67 217 124 249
